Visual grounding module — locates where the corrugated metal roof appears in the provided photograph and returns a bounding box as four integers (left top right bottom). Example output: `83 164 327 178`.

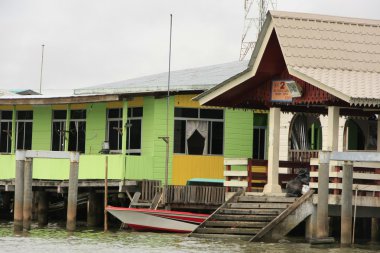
272 11 380 106
197 11 380 107
74 61 248 95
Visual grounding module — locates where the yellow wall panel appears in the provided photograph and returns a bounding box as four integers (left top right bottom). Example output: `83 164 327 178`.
0 105 14 110
52 104 68 110
106 101 123 108
70 103 87 110
128 97 144 107
15 105 33 110
172 155 224 185
174 94 200 108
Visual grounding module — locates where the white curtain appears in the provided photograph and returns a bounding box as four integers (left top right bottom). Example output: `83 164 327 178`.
185 120 208 155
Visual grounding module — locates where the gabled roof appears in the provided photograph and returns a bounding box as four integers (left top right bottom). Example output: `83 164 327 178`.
197 11 380 107
74 61 248 95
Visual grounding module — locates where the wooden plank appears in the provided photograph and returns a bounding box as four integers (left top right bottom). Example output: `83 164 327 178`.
224 158 248 166
190 233 252 240
213 214 276 221
310 172 380 181
196 227 260 235
224 181 248 187
229 203 290 209
309 182 380 192
238 196 297 203
0 94 119 105
204 221 268 228
224 171 248 177
219 208 282 215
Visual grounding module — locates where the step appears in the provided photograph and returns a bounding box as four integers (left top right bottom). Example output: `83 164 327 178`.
220 208 283 215
196 227 261 235
204 220 268 228
190 233 252 241
238 196 297 203
228 203 291 209
213 214 276 221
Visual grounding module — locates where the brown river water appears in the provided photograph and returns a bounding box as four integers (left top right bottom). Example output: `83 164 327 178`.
0 222 379 253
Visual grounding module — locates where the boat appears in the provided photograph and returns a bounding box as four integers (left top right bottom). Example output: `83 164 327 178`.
106 206 209 233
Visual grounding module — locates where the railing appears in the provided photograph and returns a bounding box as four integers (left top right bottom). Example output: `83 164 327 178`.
162 185 225 205
223 158 310 192
289 149 320 163
310 152 380 197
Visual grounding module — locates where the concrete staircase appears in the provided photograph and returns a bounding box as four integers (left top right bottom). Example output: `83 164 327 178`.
190 192 295 240
189 190 314 241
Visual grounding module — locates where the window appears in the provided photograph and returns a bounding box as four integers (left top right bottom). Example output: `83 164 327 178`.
253 113 267 160
0 111 13 153
107 109 123 152
16 111 33 150
174 108 224 155
126 107 143 155
253 127 266 159
68 110 86 153
52 110 67 151
106 107 143 155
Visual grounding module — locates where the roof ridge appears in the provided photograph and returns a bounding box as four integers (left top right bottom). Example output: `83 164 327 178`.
270 10 380 27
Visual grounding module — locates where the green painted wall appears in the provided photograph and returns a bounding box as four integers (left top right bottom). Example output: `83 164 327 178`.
0 155 15 179
224 109 254 170
142 97 155 156
152 97 174 183
85 103 106 154
32 106 52 150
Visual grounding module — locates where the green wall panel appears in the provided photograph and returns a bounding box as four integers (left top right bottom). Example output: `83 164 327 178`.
142 97 155 156
32 106 52 150
85 103 106 154
78 155 124 179
152 97 174 183
224 109 253 171
33 158 70 179
0 155 15 179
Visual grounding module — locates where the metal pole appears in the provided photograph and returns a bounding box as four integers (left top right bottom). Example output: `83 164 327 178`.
164 14 173 187
66 152 79 231
23 158 33 230
104 156 108 232
14 151 26 232
39 44 45 94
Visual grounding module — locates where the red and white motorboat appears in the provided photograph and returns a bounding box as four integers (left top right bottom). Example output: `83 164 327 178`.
106 206 209 233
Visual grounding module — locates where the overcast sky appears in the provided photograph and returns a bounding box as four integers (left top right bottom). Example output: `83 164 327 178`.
1 0 379 93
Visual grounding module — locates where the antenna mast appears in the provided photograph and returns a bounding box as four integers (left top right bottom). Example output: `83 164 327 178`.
239 0 277 61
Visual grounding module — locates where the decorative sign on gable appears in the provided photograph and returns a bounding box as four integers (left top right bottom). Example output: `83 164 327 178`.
271 80 302 102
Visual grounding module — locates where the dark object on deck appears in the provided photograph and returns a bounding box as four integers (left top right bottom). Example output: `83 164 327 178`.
285 169 309 197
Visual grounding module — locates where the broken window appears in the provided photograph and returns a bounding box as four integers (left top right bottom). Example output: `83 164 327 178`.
126 107 143 155
52 110 67 151
68 110 86 153
174 108 224 155
16 111 33 150
107 108 123 152
0 111 13 153
106 107 143 155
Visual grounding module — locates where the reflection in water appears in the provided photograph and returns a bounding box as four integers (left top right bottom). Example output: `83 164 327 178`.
0 222 379 253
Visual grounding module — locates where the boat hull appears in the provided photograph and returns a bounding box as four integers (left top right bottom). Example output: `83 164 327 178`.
106 206 208 233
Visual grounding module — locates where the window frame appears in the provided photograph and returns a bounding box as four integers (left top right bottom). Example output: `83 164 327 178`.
126 107 143 155
51 110 67 151
16 111 33 150
0 111 13 153
174 107 224 156
106 108 123 153
68 110 86 153
253 126 267 160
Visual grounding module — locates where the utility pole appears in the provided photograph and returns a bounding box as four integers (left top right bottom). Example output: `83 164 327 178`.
39 44 45 94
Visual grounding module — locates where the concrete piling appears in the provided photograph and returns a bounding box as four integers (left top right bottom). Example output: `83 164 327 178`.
87 190 99 227
66 153 79 231
14 151 26 232
23 158 33 230
341 161 353 245
37 191 48 227
316 151 330 239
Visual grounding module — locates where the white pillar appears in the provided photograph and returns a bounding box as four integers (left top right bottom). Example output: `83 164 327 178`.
327 106 340 151
263 107 282 194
